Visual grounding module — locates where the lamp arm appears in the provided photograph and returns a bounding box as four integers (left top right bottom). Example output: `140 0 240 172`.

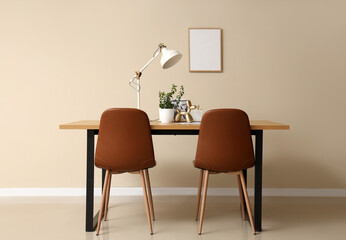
128 47 161 91
139 50 160 73
128 43 166 109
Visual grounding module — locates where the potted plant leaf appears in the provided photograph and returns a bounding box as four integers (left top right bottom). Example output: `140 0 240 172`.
159 84 184 123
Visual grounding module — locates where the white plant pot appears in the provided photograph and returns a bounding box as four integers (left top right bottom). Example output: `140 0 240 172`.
159 108 174 123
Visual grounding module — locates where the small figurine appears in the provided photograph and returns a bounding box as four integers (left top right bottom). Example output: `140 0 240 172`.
175 100 196 122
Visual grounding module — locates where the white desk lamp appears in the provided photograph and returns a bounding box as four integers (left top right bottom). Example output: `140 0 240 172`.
129 43 182 109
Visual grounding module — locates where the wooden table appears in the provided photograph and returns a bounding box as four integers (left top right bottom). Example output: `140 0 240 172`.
60 120 289 232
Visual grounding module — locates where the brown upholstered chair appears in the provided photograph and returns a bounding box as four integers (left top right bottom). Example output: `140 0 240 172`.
194 109 256 235
94 108 156 235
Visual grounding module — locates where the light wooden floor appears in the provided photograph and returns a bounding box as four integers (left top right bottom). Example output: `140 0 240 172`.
0 196 345 240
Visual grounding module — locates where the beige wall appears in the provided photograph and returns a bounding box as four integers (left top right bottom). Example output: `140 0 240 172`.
1 0 345 189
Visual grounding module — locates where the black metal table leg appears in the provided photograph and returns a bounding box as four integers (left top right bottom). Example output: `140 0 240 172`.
254 130 263 232
242 169 247 185
86 130 104 232
86 130 96 232
102 169 106 191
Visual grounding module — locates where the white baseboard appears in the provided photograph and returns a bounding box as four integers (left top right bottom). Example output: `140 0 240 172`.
1 187 346 197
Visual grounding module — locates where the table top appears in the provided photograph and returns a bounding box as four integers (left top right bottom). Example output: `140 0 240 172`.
59 120 289 130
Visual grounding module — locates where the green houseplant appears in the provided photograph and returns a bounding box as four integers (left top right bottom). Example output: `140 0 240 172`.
158 84 184 123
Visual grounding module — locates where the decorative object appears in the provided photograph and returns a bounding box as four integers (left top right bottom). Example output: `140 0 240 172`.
175 99 188 112
173 99 187 120
129 43 182 109
189 28 222 72
174 100 197 123
159 84 184 123
190 109 204 122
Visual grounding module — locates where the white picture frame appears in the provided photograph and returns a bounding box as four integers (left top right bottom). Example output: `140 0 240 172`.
189 28 222 72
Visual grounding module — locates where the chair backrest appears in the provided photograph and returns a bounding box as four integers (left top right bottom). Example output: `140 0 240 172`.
195 109 255 172
95 108 156 172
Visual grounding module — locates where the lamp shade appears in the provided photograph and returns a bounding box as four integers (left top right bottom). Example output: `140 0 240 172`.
160 48 183 69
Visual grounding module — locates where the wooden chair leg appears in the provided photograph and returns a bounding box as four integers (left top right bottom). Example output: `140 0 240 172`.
240 171 256 234
144 169 155 221
195 169 204 221
237 174 246 220
104 173 112 220
198 170 209 235
96 170 110 235
140 170 153 235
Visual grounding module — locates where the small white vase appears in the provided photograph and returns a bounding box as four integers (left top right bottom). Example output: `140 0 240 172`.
159 108 174 123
